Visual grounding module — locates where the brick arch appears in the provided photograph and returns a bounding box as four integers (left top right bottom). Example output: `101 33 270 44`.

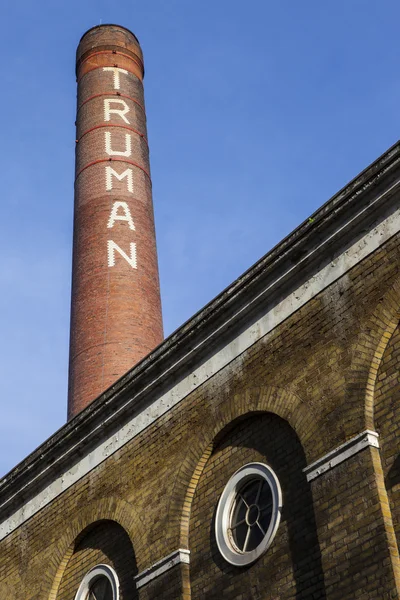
370 279 400 588
360 277 400 593
280 273 399 448
363 279 400 430
43 496 145 600
166 385 325 550
325 276 400 596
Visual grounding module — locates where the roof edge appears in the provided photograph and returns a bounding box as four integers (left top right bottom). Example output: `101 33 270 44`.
1 140 400 518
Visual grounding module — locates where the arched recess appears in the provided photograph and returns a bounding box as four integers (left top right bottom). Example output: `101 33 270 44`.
57 519 137 600
322 275 400 438
370 282 400 552
43 496 145 600
185 410 326 599
359 275 400 587
166 385 327 551
363 277 400 430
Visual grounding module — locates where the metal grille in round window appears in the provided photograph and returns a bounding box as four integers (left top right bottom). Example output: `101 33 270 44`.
74 564 119 600
88 577 113 600
215 463 282 566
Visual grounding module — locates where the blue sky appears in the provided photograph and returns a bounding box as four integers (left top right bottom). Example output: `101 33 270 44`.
0 0 399 476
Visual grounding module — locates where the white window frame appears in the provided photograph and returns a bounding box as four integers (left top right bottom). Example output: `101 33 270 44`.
74 564 119 600
215 462 282 566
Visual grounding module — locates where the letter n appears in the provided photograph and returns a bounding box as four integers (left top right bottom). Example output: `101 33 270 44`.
107 240 137 269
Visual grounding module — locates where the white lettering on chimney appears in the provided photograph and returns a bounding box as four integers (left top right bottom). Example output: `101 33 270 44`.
105 167 134 193
107 201 135 230
103 67 128 90
105 132 132 157
107 240 137 269
102 68 137 270
104 99 130 124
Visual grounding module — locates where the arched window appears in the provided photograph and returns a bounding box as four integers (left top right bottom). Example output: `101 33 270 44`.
74 564 119 600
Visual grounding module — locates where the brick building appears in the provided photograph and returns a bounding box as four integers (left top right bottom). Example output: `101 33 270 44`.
1 23 400 600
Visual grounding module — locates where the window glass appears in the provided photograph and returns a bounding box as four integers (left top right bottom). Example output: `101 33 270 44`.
88 576 113 600
230 477 273 552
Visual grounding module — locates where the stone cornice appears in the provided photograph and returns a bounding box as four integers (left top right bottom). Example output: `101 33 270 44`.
304 430 380 481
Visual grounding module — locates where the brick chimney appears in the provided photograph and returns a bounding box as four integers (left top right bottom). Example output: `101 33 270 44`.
68 24 163 419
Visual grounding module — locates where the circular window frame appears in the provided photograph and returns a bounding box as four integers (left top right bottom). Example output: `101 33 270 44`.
215 462 282 567
74 564 119 600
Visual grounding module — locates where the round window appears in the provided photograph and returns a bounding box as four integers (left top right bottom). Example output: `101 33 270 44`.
215 463 282 566
74 564 119 600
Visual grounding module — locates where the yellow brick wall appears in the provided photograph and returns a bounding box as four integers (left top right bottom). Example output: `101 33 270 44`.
1 233 400 598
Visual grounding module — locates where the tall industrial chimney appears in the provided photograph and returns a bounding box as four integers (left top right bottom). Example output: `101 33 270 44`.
68 25 163 419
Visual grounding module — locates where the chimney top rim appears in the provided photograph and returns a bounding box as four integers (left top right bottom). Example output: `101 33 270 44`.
79 24 140 46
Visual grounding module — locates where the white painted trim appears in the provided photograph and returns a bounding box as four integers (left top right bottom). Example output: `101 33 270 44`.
0 208 399 541
304 430 380 482
134 549 190 588
215 463 282 566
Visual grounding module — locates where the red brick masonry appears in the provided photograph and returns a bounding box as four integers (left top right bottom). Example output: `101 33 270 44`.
68 25 163 418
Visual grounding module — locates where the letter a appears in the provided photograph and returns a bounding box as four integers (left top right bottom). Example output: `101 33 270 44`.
107 240 137 269
105 132 131 157
107 201 135 230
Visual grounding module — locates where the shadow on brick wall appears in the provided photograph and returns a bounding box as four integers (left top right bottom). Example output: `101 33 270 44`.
190 413 327 599
57 520 138 600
